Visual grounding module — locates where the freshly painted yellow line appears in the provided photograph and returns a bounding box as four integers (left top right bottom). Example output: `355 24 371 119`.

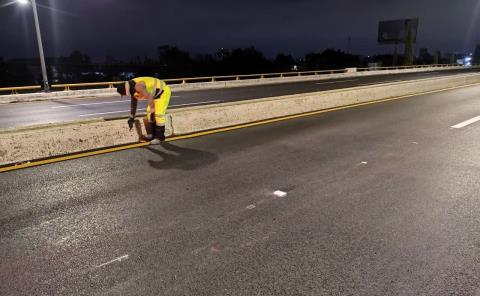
1 82 480 173
0 142 149 173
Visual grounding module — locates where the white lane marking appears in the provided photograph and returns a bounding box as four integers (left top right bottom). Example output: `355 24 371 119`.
53 95 180 109
171 100 221 107
315 79 358 85
359 80 404 86
96 254 129 268
79 109 146 117
273 190 287 198
361 161 368 165
451 115 480 129
78 101 219 117
55 236 71 245
418 72 438 75
51 100 128 109
412 142 419 145
246 204 256 210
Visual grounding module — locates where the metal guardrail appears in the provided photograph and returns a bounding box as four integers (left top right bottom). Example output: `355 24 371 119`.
0 85 42 94
356 64 459 71
0 64 465 95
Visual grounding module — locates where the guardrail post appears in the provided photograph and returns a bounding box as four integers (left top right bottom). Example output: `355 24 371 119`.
211 77 216 82
280 73 284 78
108 83 114 88
260 75 264 79
182 79 187 84
236 76 240 80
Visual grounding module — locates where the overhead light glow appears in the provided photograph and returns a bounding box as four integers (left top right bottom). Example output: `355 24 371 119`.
17 0 29 5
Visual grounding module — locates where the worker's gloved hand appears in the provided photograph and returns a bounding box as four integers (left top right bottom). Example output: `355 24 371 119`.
127 116 135 130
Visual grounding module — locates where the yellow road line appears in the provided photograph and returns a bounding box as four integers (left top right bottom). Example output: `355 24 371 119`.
1 82 480 173
0 142 149 173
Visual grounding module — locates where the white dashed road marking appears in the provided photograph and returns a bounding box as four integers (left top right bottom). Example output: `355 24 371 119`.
51 100 128 109
96 254 129 268
273 190 287 198
451 116 480 129
78 101 220 117
359 80 404 86
79 109 146 117
315 79 358 85
171 100 221 107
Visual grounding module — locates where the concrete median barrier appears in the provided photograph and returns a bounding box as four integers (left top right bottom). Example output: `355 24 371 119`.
1 73 480 166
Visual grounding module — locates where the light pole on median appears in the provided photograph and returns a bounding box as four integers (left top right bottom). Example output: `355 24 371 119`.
18 0 50 91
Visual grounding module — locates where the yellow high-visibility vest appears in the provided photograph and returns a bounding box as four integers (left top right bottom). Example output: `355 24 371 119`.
132 77 166 97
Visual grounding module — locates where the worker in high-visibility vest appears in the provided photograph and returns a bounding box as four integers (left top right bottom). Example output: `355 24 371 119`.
116 77 171 144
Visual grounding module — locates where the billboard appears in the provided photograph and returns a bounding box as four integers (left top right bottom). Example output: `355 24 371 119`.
378 18 419 44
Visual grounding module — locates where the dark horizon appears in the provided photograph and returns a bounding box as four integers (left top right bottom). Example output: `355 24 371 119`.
1 0 480 61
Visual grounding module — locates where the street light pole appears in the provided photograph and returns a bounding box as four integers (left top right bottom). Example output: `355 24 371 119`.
19 0 50 91
31 0 49 91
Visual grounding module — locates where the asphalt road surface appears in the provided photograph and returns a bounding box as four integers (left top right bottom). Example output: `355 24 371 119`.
2 83 480 295
1 67 479 129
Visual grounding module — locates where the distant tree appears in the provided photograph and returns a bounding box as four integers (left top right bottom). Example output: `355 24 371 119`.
103 55 121 81
418 48 433 65
216 48 230 61
193 53 217 76
304 49 362 70
54 51 94 82
304 52 322 70
105 55 117 65
2 60 35 86
450 52 456 65
473 44 480 64
157 45 194 77
273 54 295 72
433 51 440 64
219 47 271 75
371 54 404 67
68 51 91 66
0 57 7 86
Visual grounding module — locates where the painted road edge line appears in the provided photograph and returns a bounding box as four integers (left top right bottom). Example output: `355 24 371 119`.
451 115 480 129
315 79 358 85
171 100 222 107
79 109 146 117
51 100 129 109
77 100 221 117
2 82 480 173
0 142 150 173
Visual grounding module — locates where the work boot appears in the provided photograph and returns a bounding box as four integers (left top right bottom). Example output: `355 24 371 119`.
157 126 166 141
150 138 162 145
144 121 157 141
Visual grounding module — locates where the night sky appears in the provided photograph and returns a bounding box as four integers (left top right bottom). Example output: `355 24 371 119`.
1 0 480 60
